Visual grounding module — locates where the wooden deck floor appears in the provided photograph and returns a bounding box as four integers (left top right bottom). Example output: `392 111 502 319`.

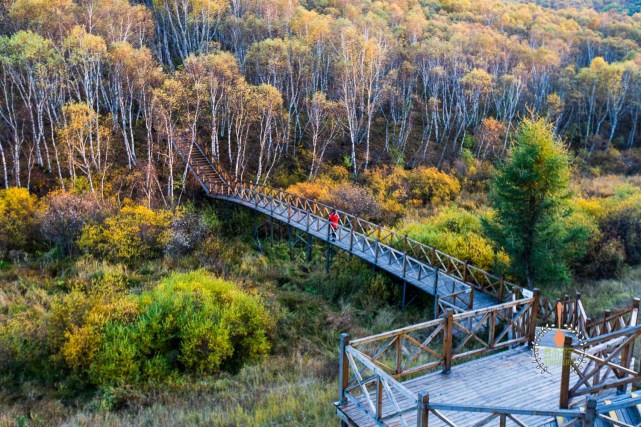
336 346 617 427
216 194 498 311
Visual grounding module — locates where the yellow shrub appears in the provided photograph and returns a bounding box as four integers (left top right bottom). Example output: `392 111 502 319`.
407 167 461 206
286 180 333 202
78 205 172 265
61 297 140 371
572 198 607 221
400 206 503 272
0 187 38 254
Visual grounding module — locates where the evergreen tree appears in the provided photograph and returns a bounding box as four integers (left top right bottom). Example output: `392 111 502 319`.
484 118 582 288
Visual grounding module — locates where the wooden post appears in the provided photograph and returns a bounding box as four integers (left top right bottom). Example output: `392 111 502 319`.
631 298 640 327
402 281 407 309
618 301 637 393
468 286 475 309
498 276 505 301
402 253 407 278
376 377 383 420
374 230 381 265
443 309 454 374
528 289 541 347
416 392 429 427
499 414 506 427
603 309 611 333
559 335 573 409
463 261 468 283
433 269 439 295
584 398 597 427
338 333 350 404
396 335 403 375
618 338 634 394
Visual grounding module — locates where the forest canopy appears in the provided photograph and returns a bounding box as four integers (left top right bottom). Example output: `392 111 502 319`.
0 0 641 203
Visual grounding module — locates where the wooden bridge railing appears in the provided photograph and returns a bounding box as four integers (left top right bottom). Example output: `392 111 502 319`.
585 299 640 337
559 314 641 407
421 399 591 427
206 179 473 309
175 137 526 311
419 396 641 427
537 294 640 341
338 296 539 425
199 178 520 305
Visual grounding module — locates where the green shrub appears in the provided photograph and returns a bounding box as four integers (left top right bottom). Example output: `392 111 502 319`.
74 271 275 386
400 206 508 272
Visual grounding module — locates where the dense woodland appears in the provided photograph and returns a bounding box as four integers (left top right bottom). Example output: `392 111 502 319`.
2 0 641 426
1 0 641 197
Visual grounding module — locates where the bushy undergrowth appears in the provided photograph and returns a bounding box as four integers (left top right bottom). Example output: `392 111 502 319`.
573 185 641 279
400 206 509 272
1 269 275 391
286 165 461 224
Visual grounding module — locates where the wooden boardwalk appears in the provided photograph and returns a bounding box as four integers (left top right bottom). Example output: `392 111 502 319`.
336 346 610 427
175 139 507 313
216 192 498 310
173 139 641 427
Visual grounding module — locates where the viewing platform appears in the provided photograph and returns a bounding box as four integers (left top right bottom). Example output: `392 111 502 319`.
335 296 641 427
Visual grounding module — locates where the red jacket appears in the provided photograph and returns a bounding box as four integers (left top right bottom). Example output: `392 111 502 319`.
329 212 339 229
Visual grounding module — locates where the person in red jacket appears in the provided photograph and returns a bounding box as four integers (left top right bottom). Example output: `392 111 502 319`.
328 209 339 241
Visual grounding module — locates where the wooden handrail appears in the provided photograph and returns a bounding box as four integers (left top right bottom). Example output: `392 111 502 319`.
175 138 525 312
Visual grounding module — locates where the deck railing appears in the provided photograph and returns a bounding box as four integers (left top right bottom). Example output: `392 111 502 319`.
175 138 530 312
338 296 539 425
217 179 525 301
585 299 640 337
559 324 641 408
419 396 641 427
210 179 474 309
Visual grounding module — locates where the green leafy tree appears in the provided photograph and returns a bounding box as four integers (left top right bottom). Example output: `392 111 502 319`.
484 118 586 288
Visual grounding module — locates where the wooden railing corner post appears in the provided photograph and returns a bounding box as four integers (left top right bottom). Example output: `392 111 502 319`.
559 335 573 409
443 309 454 374
468 286 475 310
603 309 611 333
417 392 429 427
498 276 505 302
584 398 597 427
375 376 383 420
463 260 468 283
529 288 541 347
402 252 408 278
338 333 351 404
631 298 640 327
396 334 403 375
